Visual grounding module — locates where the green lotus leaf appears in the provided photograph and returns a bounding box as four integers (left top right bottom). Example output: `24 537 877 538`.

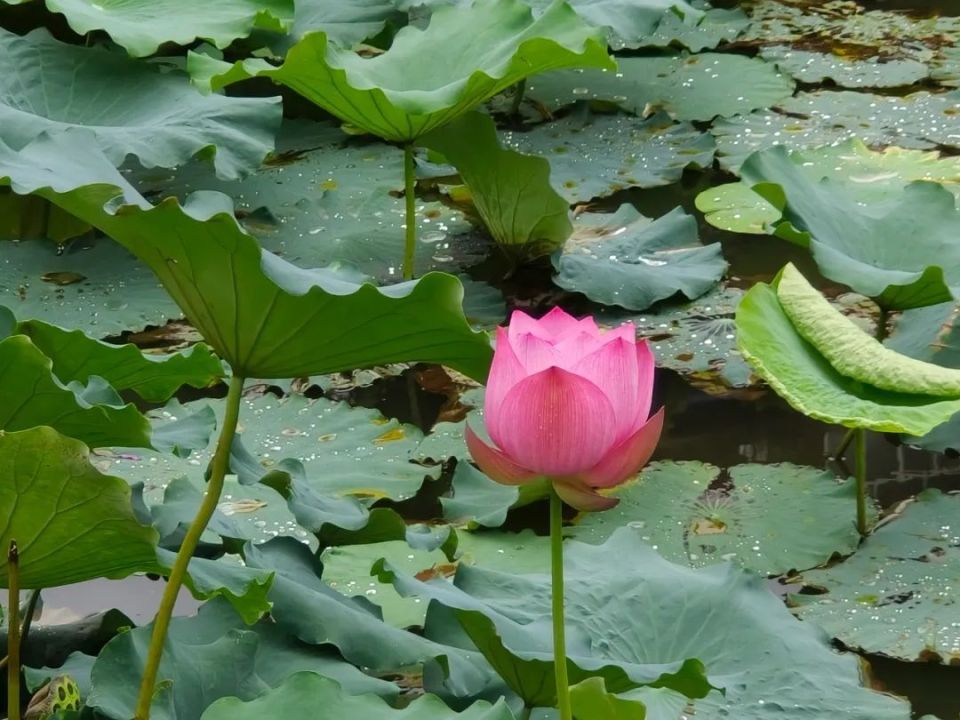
28 0 293 57
0 236 180 337
15 317 222 403
25 651 97 699
0 28 281 180
0 427 159 588
740 145 960 310
240 537 497 697
441 461 519 529
759 46 929 88
0 134 494 381
644 6 748 52
201 671 514 720
504 108 715 204
777 263 960 396
694 182 779 234
794 489 960 663
0 334 152 448
568 461 872 576
711 90 960 173
528 53 794 122
522 0 701 50
382 527 910 720
568 677 648 720
423 112 571 259
89 598 396 720
932 45 960 88
552 206 726 311
130 119 477 282
735 278 960 435
193 0 614 142
265 0 403 53
0 191 90 243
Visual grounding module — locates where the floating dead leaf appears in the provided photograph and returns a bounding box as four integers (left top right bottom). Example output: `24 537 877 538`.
374 427 406 444
218 499 269 515
41 271 85 286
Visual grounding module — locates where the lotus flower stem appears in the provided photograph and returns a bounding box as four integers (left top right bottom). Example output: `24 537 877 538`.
7 541 20 720
549 487 573 720
832 428 855 459
855 428 868 536
135 374 246 720
510 79 525 117
403 143 417 280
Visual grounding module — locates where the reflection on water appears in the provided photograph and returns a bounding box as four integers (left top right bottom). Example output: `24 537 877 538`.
39 575 200 626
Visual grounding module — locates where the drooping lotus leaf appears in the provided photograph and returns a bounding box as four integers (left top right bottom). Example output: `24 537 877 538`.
700 140 960 232
0 334 152 448
0 191 91 243
522 0 701 50
0 133 494 381
131 119 478 282
89 598 397 720
712 90 960 173
739 145 960 310
423 112 571 259
25 652 97 699
598 285 752 390
27 0 293 57
201 672 514 720
503 108 715 204
644 5 748 52
528 53 794 122
568 461 870 576
265 0 404 53
383 527 911 720
736 278 960 435
776 264 960 396
0 236 180 337
0 427 159 588
193 0 614 142
552 206 726 312
0 28 281 180
15 317 222 403
794 489 960 663
759 46 929 88
441 462 519 529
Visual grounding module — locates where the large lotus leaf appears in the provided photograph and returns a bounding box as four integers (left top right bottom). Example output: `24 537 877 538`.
794 489 960 663
0 28 281 180
202 672 513 720
552 206 726 312
740 145 960 310
528 53 794 122
131 119 478 282
89 598 396 720
0 334 152 448
0 134 494 381
0 191 91 243
598 285 752 390
932 45 960 88
441 462 519 529
503 109 714 204
34 0 293 57
712 90 960 173
196 0 613 142
736 281 960 435
0 427 158 588
644 5 748 52
240 537 497 697
759 46 929 88
0 236 180 337
265 0 403 52
700 139 960 232
423 112 571 259
384 527 910 720
568 461 869 576
16 317 222 403
522 0 700 50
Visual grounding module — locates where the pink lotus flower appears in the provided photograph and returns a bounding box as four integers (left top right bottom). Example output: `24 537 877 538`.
466 307 663 511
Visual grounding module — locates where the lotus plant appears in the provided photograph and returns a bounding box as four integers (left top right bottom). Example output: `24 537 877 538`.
467 307 663 720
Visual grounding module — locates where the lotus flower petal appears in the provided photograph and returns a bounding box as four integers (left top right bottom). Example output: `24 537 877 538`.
486 326 530 446
496 366 617 476
578 407 664 488
465 424 539 485
573 336 640 437
553 478 619 512
511 332 562 373
507 307 599 344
